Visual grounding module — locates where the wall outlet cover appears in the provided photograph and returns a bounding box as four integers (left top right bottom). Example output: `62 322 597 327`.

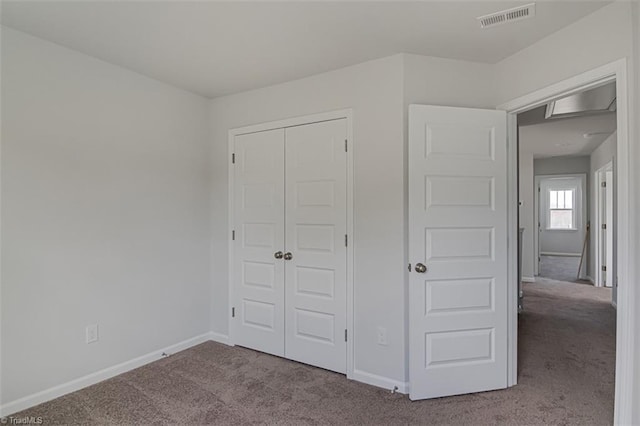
86 324 99 344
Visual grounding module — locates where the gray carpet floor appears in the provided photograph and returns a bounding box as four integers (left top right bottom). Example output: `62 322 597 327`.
13 279 615 425
539 255 587 283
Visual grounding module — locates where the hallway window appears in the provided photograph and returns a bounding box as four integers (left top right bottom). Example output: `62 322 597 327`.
549 189 574 229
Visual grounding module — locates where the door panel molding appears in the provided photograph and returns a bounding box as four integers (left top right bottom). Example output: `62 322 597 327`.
409 105 508 400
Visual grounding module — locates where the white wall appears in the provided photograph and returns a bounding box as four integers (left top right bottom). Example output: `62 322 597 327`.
518 150 534 280
1 27 211 406
631 4 640 424
494 2 634 106
589 132 617 290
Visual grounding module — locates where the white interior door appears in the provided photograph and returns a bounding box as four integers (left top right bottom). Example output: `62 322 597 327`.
408 105 508 400
233 129 285 357
284 119 348 373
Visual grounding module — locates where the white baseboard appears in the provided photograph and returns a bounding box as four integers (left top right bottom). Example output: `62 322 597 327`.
2 332 407 416
209 331 231 346
0 332 211 418
540 252 581 257
522 276 536 283
350 369 409 394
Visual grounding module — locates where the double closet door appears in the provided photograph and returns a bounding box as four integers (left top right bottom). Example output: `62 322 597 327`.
232 118 348 374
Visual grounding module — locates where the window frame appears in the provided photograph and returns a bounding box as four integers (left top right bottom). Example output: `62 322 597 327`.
544 180 580 232
547 188 576 230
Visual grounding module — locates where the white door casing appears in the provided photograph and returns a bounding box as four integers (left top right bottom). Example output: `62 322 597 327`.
605 170 613 288
284 119 348 373
409 105 508 400
230 114 349 375
232 129 286 357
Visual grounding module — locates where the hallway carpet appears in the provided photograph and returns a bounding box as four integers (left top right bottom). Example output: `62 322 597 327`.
539 255 588 283
13 280 615 425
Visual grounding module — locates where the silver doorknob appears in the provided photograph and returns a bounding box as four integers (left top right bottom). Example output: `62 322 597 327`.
414 263 427 273
284 252 293 261
274 251 284 259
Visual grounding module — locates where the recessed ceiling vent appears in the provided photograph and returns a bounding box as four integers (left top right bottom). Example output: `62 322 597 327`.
477 3 536 29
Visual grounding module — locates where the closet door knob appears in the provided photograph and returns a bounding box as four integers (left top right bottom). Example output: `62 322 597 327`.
284 252 293 261
274 251 283 259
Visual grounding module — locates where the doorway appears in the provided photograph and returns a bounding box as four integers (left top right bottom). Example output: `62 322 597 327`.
501 61 630 423
534 173 588 283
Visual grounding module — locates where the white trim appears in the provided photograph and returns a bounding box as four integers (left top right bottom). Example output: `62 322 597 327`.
522 276 536 283
540 252 582 257
498 60 625 113
351 369 409 394
594 161 614 288
209 331 232 346
500 58 633 426
0 333 211 418
506 112 518 387
227 109 355 380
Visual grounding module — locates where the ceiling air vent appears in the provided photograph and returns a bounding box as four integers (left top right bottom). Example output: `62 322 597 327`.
477 3 536 29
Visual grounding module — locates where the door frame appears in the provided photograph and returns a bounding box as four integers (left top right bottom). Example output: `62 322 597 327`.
534 173 588 276
498 58 633 424
227 108 355 378
594 161 614 288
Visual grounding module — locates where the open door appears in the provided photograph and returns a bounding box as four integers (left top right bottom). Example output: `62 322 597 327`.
408 105 508 400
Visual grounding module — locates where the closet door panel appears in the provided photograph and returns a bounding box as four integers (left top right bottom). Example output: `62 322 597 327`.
233 129 285 357
284 119 348 373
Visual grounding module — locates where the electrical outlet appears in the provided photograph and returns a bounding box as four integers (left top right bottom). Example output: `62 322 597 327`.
377 327 388 346
86 324 98 344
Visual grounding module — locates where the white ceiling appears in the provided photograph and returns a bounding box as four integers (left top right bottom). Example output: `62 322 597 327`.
0 1 610 98
519 112 616 159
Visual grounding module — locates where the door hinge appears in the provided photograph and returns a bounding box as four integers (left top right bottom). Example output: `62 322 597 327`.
232 153 235 164
602 224 607 230
344 329 347 342
602 266 607 272
345 234 348 247
408 263 412 272
345 139 348 152
538 187 541 193
232 307 235 318
232 230 235 240
602 181 607 188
